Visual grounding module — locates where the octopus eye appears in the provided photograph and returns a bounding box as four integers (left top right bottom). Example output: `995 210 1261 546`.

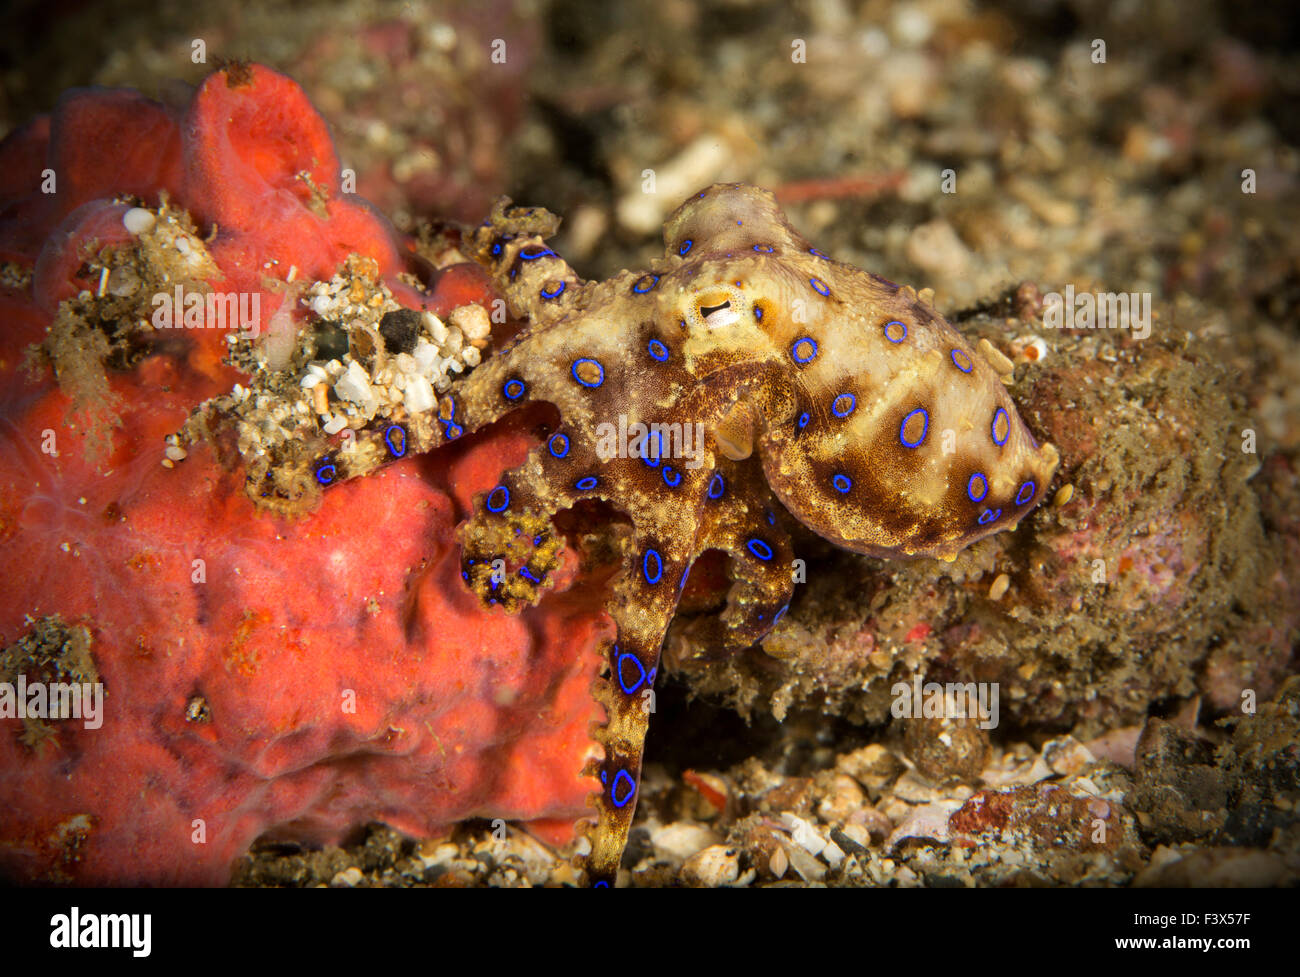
699 300 736 328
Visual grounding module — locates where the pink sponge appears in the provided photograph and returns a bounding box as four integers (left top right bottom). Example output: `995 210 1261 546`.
0 64 608 885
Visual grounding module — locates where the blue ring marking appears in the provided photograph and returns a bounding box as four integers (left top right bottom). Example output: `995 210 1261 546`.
540 281 566 299
792 337 818 363
574 475 598 492
486 485 510 513
832 393 856 418
679 565 692 590
884 320 908 343
383 424 407 458
900 407 929 448
572 357 605 388
519 246 555 260
632 274 659 293
503 378 526 400
810 277 831 297
314 462 336 486
648 338 669 361
679 239 693 256
490 240 504 257
520 567 541 583
754 244 774 253
754 306 764 322
773 603 789 624
641 430 664 468
809 247 829 259
968 473 989 503
747 538 773 561
833 473 852 494
611 769 637 808
991 408 1010 446
951 348 974 373
767 510 776 526
548 433 570 458
1016 481 1037 505
594 880 610 888
797 411 810 431
662 465 681 487
643 549 663 585
617 652 648 694
708 473 725 499
978 507 1002 525
439 418 463 440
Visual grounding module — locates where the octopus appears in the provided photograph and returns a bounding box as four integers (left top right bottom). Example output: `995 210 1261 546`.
243 183 1059 885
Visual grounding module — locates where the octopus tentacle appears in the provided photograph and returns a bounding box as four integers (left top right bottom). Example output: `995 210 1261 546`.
583 522 697 885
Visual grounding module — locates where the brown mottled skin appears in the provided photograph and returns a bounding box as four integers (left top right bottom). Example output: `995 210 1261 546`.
312 184 1059 884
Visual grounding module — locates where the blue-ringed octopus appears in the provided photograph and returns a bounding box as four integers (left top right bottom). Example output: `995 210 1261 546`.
267 183 1060 885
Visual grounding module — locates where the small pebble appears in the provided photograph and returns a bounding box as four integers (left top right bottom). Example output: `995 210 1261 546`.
449 304 491 341
681 845 741 887
122 207 156 235
330 866 364 887
988 573 1010 600
1054 484 1074 507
